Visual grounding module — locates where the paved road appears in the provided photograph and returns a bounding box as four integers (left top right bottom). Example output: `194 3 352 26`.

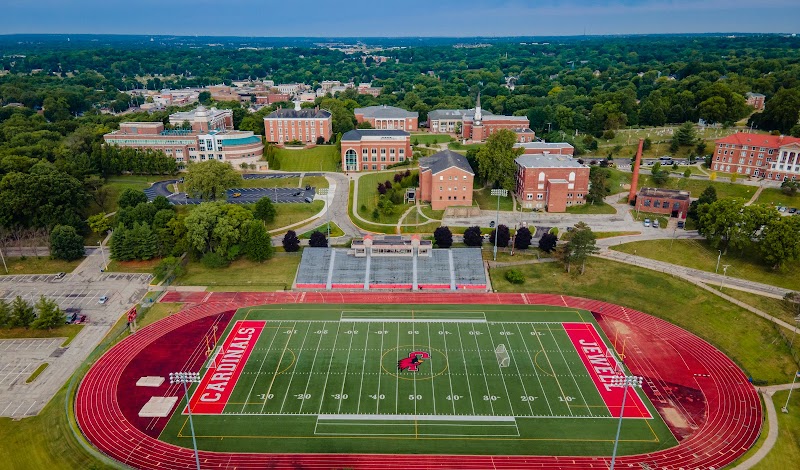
144 172 322 205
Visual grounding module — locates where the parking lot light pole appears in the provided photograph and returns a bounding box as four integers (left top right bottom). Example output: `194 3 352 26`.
169 372 202 470
318 188 330 239
609 375 643 470
98 239 109 272
491 188 508 261
715 250 722 273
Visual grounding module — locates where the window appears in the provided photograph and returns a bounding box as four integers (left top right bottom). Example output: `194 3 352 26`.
536 194 543 200
527 194 533 200
463 175 467 180
372 148 377 155
372 164 377 170
644 199 651 207
439 176 444 181
653 200 661 208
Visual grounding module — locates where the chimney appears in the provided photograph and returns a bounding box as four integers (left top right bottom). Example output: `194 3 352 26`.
628 138 644 204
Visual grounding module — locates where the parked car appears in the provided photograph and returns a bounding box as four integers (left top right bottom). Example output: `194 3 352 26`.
303 197 313 203
652 219 660 228
489 221 496 228
778 206 787 212
677 220 685 229
98 296 109 304
55 272 66 279
643 218 651 227
66 312 78 324
232 192 242 198
65 307 81 314
293 191 302 197
789 208 798 214
75 314 87 324
305 185 311 190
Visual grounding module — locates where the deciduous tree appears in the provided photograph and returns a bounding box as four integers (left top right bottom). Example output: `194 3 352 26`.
538 232 558 253
433 226 453 248
514 226 532 250
564 222 599 274
254 197 277 224
309 230 328 248
50 225 85 261
475 130 523 191
184 160 243 201
282 230 300 252
117 188 148 209
463 226 483 247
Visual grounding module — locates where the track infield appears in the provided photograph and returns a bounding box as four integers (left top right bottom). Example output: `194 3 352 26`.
158 304 672 456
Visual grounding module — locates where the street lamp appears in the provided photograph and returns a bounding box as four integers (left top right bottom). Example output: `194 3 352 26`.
720 264 731 291
782 370 800 413
318 188 330 239
789 314 800 348
98 237 109 272
169 372 202 470
715 250 722 273
609 375 644 470
490 188 508 261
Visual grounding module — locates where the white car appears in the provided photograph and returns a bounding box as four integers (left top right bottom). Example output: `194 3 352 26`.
643 218 651 227
98 296 109 304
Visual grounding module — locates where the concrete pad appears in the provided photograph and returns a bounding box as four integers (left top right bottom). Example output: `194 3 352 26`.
138 396 178 418
136 376 165 387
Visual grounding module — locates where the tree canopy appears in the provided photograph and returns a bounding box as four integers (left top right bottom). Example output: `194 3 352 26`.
184 160 243 201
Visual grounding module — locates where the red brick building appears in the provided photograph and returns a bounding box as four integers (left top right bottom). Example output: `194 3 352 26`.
354 105 418 131
746 92 766 111
713 133 800 181
514 154 590 212
634 188 690 218
418 150 475 210
341 129 411 172
264 105 333 145
514 142 575 156
461 93 530 142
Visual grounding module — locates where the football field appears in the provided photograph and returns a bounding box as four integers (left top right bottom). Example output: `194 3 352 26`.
159 304 677 456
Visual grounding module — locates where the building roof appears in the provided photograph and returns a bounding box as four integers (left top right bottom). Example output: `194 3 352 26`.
354 105 417 119
638 187 690 200
169 105 230 123
341 129 410 141
715 132 800 148
265 108 331 119
746 92 766 98
465 114 529 123
514 142 574 151
419 149 474 175
515 154 586 169
427 108 494 121
513 128 536 134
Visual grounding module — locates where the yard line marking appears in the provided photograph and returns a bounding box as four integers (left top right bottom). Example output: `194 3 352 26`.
440 321 458 415
336 322 357 414
487 323 534 416
532 324 572 416
318 320 345 414
375 321 386 415
547 324 594 417
481 323 514 416
355 321 371 414
469 323 495 414
239 321 283 413
427 322 436 415
277 322 312 414
455 322 477 415
298 322 327 414
514 323 553 415
412 319 417 418
395 322 400 415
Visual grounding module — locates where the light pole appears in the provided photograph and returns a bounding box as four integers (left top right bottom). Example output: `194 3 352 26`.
609 375 643 470
715 250 722 273
720 264 731 291
98 238 109 272
318 188 330 239
789 314 800 348
169 372 202 470
0 246 7 274
490 188 508 261
783 371 800 413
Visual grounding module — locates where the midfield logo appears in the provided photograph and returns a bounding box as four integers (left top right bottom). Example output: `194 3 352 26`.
397 351 430 372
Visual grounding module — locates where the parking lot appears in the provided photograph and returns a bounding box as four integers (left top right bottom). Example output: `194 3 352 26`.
146 172 323 205
0 338 68 417
0 273 151 312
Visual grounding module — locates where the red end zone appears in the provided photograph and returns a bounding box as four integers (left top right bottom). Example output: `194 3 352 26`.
563 322 651 419
185 320 265 414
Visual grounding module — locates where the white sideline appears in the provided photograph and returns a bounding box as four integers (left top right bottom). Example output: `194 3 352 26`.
317 413 515 422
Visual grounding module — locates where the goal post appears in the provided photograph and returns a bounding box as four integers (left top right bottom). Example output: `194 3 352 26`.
496 344 510 368
605 348 625 375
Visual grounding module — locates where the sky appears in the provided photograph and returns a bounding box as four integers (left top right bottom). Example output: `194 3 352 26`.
3 0 799 37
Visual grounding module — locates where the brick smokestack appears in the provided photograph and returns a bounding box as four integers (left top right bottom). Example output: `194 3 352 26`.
628 138 644 204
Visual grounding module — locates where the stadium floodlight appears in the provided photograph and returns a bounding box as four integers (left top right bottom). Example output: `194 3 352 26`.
608 375 643 470
490 188 508 261
169 372 202 470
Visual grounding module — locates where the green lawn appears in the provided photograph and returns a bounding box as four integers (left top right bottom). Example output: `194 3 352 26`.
0 324 83 346
565 202 616 214
266 201 324 232
473 187 514 211
489 257 797 384
0 256 83 275
611 239 800 291
348 181 396 234
754 390 800 469
239 176 329 189
447 141 484 152
419 205 445 220
274 145 340 172
720 288 797 324
25 363 49 383
174 254 301 290
756 187 800 209
356 171 415 224
411 133 453 145
299 222 344 239
101 175 169 213
607 168 633 194
136 302 185 330
637 174 758 200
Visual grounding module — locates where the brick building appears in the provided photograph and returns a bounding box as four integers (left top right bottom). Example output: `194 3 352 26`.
418 150 475 210
515 142 574 156
263 104 333 145
514 154 589 212
634 188 690 218
103 106 263 169
354 105 418 131
746 92 766 111
341 129 411 172
713 133 800 181
428 94 531 142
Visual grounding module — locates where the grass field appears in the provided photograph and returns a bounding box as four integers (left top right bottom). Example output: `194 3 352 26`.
755 390 800 469
174 254 301 290
239 176 329 190
100 175 167 213
565 202 617 214
756 188 800 209
266 201 324 232
474 187 514 211
0 256 83 275
0 324 82 346
411 133 454 145
356 171 415 224
275 145 340 172
106 258 160 274
159 304 674 456
300 222 345 239
636 174 758 200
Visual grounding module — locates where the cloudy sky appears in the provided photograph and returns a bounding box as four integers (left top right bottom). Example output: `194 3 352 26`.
4 0 799 36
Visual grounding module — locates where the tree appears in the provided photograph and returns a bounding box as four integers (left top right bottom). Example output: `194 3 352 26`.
117 188 148 209
697 198 747 251
128 222 158 260
753 88 800 134
184 202 253 257
433 226 453 248
760 216 800 270
514 226 532 250
463 226 483 247
50 225 85 261
198 91 212 105
254 197 277 224
9 296 35 328
683 168 692 178
688 185 718 223
564 222 599 274
184 160 243 201
31 296 63 330
243 220 274 262
587 166 611 204
357 121 373 129
475 129 523 190
87 213 112 235
539 232 558 253
309 230 328 248
0 299 10 328
282 230 300 252
490 224 511 248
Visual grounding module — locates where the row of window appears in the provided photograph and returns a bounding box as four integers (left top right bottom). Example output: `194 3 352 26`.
362 156 405 162
524 193 584 200
362 148 405 156
437 186 468 192
641 200 682 209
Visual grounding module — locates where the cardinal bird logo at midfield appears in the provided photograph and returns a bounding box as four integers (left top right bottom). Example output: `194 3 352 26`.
398 351 431 372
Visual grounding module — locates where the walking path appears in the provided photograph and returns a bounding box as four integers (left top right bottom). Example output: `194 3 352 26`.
745 185 765 206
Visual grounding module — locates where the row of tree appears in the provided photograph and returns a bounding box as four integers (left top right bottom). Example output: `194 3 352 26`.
0 296 65 330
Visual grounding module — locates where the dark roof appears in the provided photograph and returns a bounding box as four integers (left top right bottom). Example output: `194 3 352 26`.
637 187 690 200
341 129 410 141
419 149 474 175
265 108 331 119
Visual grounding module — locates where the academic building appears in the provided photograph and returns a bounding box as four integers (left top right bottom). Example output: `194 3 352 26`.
713 133 800 181
633 188 691 218
515 142 575 156
263 104 333 145
418 150 475 210
340 129 411 172
354 105 419 131
427 94 531 142
103 106 264 169
514 154 590 212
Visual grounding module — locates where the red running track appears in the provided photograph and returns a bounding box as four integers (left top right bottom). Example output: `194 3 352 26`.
76 292 762 469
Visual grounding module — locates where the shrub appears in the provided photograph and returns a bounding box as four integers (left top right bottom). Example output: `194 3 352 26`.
463 226 483 247
602 130 616 140
282 230 300 252
433 226 453 248
505 269 525 284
